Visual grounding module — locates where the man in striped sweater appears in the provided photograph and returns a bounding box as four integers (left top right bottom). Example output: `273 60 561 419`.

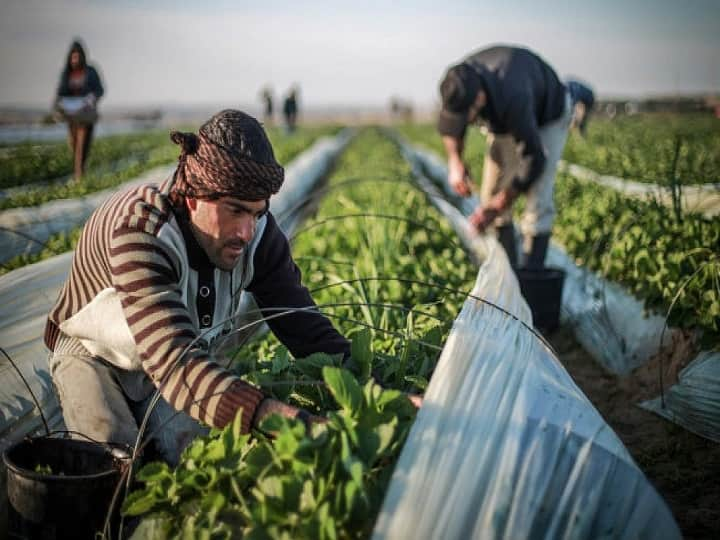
45 110 350 465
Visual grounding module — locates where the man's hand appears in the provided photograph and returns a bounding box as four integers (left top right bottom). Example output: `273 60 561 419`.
448 158 473 197
469 206 499 233
443 135 473 197
294 409 328 431
469 187 518 233
406 393 423 409
489 186 518 213
253 397 326 435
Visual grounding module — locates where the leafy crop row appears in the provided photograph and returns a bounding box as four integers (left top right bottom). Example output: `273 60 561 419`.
0 130 171 189
0 126 340 210
554 172 719 342
0 127 340 275
563 113 720 185
0 229 80 276
395 123 720 342
122 128 476 538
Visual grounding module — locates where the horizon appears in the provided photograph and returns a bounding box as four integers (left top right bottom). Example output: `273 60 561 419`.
1 0 719 110
3 89 719 114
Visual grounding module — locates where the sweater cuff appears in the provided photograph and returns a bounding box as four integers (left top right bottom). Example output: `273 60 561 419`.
213 380 265 433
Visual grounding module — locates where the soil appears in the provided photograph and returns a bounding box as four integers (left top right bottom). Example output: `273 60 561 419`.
547 325 720 540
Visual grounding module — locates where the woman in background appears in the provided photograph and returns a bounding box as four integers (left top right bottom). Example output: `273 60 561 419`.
55 40 104 180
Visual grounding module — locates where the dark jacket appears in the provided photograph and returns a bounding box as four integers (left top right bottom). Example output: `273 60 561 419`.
464 46 567 191
56 65 105 99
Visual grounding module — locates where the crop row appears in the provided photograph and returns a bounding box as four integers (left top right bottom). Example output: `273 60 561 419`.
0 130 172 189
0 126 340 210
563 113 720 185
0 127 341 275
0 229 81 276
553 172 719 342
123 129 477 538
395 123 720 342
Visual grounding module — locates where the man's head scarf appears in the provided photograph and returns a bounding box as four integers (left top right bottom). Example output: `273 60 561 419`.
170 110 284 204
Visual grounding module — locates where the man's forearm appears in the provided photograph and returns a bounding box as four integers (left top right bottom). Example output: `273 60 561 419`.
442 135 464 162
443 135 474 196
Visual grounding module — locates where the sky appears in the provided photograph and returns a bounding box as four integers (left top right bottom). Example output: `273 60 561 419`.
1 0 718 111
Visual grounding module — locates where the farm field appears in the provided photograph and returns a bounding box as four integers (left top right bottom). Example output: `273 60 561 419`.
0 125 340 210
562 113 720 185
396 119 720 343
0 125 341 275
1 118 718 539
4 2 719 538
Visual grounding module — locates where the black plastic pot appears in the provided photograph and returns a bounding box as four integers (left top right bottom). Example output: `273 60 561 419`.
516 266 566 334
3 436 129 539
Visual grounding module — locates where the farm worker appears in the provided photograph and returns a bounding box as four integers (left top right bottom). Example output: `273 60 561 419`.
283 86 299 133
53 39 104 181
437 45 573 269
45 110 350 465
260 85 274 125
566 79 595 136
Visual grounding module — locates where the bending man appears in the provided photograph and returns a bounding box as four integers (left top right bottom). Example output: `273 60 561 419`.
437 45 573 269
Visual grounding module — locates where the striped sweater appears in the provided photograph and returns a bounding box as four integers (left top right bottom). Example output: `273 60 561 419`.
45 176 349 432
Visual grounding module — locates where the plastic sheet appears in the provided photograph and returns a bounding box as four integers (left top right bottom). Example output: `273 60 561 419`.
0 164 176 264
640 350 720 443
0 253 72 445
374 259 681 539
558 161 720 218
0 130 353 461
545 246 674 375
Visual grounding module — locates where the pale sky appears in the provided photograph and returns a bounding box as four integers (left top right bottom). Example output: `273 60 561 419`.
1 0 718 110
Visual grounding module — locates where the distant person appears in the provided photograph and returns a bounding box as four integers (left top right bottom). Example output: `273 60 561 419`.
283 87 299 133
389 97 414 123
260 86 274 125
54 39 104 180
566 80 595 136
437 45 573 269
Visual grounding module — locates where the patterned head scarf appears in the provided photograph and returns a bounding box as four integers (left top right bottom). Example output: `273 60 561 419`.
169 110 284 205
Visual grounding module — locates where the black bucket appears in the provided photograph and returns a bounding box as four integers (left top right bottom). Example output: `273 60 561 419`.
3 437 130 539
516 266 566 334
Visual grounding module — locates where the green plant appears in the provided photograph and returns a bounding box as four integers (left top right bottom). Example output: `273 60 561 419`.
124 367 416 539
553 172 720 342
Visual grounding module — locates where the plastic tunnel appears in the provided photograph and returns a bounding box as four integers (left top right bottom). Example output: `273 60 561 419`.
371 133 681 539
